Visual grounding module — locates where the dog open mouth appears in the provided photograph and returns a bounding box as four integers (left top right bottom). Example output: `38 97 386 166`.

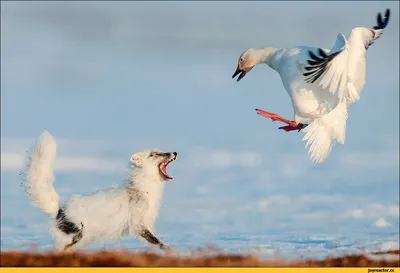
159 157 175 180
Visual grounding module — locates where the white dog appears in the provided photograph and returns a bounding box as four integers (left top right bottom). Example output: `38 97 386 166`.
22 130 178 252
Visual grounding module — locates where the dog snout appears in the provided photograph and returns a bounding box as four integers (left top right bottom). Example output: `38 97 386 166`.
163 152 177 159
164 152 178 157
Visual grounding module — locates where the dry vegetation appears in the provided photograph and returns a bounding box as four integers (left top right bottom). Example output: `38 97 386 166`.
1 249 399 267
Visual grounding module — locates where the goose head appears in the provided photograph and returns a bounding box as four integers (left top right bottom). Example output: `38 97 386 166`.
232 48 258 82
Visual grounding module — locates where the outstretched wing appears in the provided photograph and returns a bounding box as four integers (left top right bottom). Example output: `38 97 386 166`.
302 9 391 101
303 33 350 99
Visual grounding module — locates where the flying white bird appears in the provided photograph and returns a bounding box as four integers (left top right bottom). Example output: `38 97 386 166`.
232 9 391 163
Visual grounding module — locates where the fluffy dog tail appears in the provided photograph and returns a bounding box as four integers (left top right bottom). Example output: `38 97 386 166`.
23 130 60 218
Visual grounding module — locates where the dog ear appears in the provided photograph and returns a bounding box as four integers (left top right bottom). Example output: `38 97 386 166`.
130 153 143 167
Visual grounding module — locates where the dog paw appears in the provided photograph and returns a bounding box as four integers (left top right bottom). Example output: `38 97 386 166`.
160 244 173 253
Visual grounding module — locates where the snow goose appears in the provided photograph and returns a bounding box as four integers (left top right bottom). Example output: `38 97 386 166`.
232 9 391 163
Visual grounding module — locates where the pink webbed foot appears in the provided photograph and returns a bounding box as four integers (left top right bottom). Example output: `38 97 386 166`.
255 108 305 132
278 124 306 132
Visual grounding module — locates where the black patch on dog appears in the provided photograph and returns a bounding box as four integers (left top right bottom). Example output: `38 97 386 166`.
56 208 85 250
63 227 84 251
56 208 81 235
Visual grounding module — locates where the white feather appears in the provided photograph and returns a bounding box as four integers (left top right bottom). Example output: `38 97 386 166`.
318 33 350 99
302 102 348 163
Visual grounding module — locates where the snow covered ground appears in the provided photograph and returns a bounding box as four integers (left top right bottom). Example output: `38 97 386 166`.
1 167 398 260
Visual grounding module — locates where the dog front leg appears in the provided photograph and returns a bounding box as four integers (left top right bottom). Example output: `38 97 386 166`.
138 228 170 251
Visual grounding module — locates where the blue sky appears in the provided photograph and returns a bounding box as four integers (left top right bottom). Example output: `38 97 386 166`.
1 1 399 257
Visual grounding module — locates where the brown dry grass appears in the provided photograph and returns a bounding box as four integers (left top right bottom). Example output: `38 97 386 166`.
1 250 399 267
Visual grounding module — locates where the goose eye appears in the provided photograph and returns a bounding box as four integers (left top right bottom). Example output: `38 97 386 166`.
240 58 243 62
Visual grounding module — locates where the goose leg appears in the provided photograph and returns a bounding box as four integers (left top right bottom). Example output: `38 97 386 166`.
255 109 306 132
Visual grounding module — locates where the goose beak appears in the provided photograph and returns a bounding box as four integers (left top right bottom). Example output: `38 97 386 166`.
232 64 246 82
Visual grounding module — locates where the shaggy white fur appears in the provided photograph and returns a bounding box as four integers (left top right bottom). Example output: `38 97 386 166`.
22 130 178 252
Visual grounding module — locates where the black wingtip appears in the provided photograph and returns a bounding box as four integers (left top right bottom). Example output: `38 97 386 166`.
373 8 391 30
385 8 391 21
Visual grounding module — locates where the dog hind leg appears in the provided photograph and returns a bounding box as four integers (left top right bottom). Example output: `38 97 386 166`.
56 209 85 252
63 222 84 251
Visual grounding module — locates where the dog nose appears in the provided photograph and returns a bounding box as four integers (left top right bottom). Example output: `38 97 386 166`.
173 152 177 157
